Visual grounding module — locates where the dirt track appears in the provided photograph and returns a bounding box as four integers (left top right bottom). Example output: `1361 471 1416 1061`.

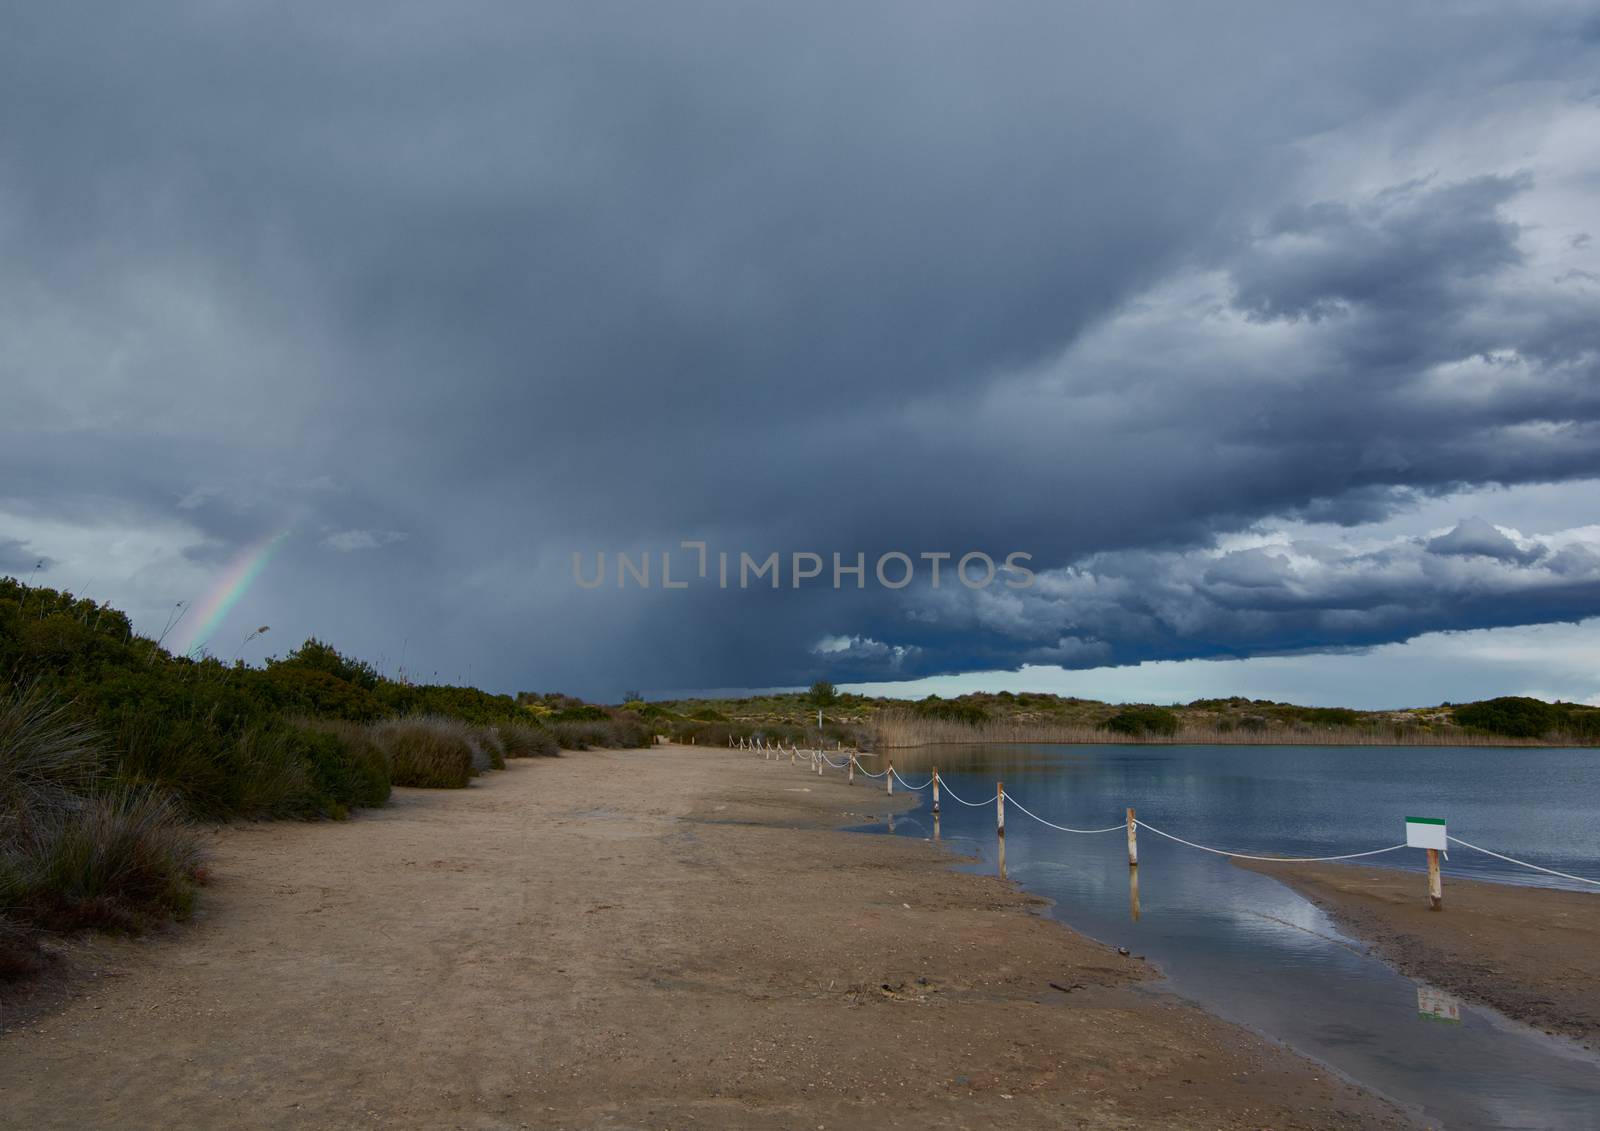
0 744 1413 1129
1240 859 1600 1046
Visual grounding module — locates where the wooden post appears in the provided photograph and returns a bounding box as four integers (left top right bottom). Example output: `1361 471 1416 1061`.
790 745 795 765
1427 848 1442 911
996 782 1007 879
1126 807 1138 868
931 768 941 815
1129 866 1141 922
848 755 855 785
886 759 894 795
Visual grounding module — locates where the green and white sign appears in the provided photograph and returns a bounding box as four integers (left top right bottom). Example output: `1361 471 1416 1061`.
1405 816 1447 851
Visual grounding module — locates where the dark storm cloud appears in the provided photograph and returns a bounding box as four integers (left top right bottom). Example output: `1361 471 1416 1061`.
831 521 1600 680
3 3 1599 695
1227 176 1529 325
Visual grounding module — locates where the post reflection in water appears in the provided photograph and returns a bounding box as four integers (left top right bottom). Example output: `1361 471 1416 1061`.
1128 864 1141 922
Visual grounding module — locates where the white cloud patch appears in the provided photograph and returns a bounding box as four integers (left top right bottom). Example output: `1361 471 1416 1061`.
811 634 918 669
322 529 408 553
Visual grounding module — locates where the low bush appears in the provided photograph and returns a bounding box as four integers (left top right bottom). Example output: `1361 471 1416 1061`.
545 718 651 751
469 726 506 772
498 723 559 758
1 684 203 976
912 696 990 726
290 719 392 811
550 704 610 723
372 716 475 788
1103 705 1181 737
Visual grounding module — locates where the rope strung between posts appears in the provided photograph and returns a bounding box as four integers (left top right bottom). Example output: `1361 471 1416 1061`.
759 752 1600 887
1134 819 1408 863
891 767 933 791
1004 793 1125 834
933 778 994 808
1446 836 1600 887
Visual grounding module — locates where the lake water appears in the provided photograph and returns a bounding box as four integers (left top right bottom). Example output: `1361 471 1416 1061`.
855 744 1600 1130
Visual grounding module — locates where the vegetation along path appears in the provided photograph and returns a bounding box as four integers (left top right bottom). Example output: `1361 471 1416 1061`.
0 744 1415 1129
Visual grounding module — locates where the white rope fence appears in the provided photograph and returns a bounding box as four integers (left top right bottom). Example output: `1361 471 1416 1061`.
1133 820 1409 863
891 767 934 791
933 778 992 807
1446 835 1600 888
740 741 1600 891
1006 794 1125 835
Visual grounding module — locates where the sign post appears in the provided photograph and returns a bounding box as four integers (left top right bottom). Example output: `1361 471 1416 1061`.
1406 817 1447 911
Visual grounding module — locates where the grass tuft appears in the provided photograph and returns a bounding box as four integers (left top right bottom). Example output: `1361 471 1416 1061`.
372 716 475 788
2 681 203 971
498 723 559 758
8 786 203 931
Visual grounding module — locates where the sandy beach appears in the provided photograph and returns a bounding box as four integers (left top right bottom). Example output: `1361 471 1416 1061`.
0 743 1413 1129
1240 860 1600 1047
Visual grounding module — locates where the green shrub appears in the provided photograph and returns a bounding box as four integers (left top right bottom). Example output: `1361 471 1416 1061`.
269 638 380 690
1297 706 1362 727
290 720 392 810
1104 705 1180 737
912 696 990 725
550 704 610 723
1453 696 1560 738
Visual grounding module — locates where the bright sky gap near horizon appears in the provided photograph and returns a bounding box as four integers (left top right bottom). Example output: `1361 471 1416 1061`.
4 4 1600 707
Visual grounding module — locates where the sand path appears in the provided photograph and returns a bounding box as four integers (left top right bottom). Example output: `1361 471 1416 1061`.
0 744 1411 1129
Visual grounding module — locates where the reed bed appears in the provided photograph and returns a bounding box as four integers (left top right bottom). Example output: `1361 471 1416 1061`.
873 713 1571 750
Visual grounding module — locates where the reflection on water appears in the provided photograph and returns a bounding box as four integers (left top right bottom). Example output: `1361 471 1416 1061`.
1419 986 1463 1025
860 743 1600 1131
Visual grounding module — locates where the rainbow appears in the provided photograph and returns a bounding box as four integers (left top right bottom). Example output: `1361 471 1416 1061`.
172 529 292 656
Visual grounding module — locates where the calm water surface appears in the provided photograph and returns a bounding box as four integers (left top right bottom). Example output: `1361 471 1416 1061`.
856 744 1600 1130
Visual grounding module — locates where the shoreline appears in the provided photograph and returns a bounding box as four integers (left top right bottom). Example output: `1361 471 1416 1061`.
869 736 1596 749
1237 859 1600 1046
1 744 1414 1128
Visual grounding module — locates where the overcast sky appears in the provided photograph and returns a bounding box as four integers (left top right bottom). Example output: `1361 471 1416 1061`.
4 3 1600 706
